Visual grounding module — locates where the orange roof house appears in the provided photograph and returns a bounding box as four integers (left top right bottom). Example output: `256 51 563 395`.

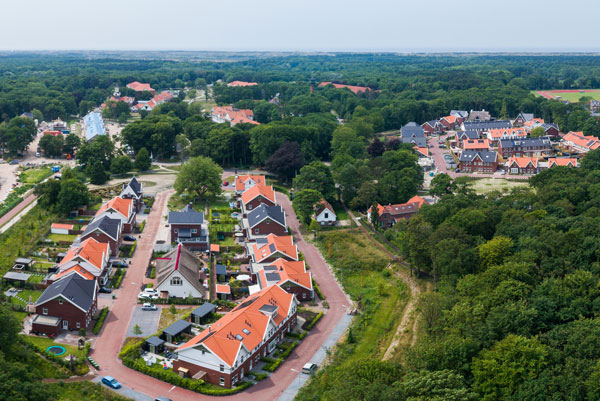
241 184 275 210
216 284 231 295
227 81 258 87
462 138 491 151
367 195 428 228
126 81 155 94
52 264 95 282
174 285 297 387
548 157 578 168
235 174 266 193
562 131 600 153
95 197 135 232
211 106 258 127
318 82 371 95
56 238 110 283
251 258 313 300
506 157 541 175
487 128 527 142
248 234 298 263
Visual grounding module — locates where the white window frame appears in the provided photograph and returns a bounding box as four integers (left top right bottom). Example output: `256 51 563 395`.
171 276 183 286
42 308 48 315
219 377 225 386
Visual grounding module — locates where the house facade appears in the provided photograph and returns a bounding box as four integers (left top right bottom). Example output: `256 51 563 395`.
155 244 207 299
56 238 111 285
562 131 600 154
367 196 428 228
459 150 498 173
498 137 553 158
95 197 136 233
247 235 298 263
174 285 298 388
235 174 267 194
314 200 336 226
243 204 287 239
250 258 313 301
241 185 275 213
120 176 144 212
506 157 540 175
80 216 122 256
421 120 442 135
32 275 97 336
168 204 209 251
513 112 534 127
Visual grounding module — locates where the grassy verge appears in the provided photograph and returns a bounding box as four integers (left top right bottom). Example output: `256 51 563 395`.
23 335 87 360
158 307 195 331
296 229 409 400
48 233 77 243
20 167 53 184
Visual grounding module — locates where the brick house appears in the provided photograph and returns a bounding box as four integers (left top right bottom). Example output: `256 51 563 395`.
513 112 534 127
439 115 459 130
95 197 136 233
421 120 442 135
120 176 144 212
459 150 498 173
235 174 267 195
174 285 298 388
542 123 560 138
54 238 111 285
467 110 491 121
31 274 97 336
561 131 600 154
247 234 298 263
250 258 313 302
548 157 578 168
241 185 275 214
243 204 287 240
487 128 527 146
367 195 428 228
168 204 209 251
498 137 553 158
456 131 480 147
462 120 512 134
506 157 540 175
314 199 337 226
155 244 208 299
463 138 491 152
80 216 122 256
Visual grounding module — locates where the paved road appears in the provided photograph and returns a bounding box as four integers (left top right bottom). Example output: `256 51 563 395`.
0 194 37 229
90 189 352 401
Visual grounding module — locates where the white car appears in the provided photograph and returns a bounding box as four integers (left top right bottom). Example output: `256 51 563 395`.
138 288 159 300
302 362 318 374
141 303 157 311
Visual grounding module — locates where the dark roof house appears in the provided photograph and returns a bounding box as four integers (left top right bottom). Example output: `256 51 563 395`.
36 274 96 312
81 216 121 241
401 122 425 138
459 150 498 163
155 244 208 298
247 204 286 230
168 204 204 225
191 303 217 324
463 120 512 131
401 136 427 147
162 319 192 343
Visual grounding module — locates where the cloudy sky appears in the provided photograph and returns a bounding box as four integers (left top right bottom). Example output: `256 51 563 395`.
1 0 598 51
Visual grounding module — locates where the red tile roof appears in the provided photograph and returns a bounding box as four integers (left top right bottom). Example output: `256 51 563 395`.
563 131 600 152
257 258 312 291
51 223 74 230
96 197 134 220
548 157 578 167
241 184 275 205
318 82 371 95
463 139 491 150
235 174 266 192
368 195 428 217
488 128 527 140
126 81 154 92
252 234 298 262
507 156 538 169
54 264 95 281
216 284 231 294
227 81 258 87
59 238 109 271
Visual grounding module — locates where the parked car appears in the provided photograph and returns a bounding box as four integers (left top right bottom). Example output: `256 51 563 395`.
138 288 159 300
35 152 41 157
155 397 173 401
101 376 121 389
99 286 112 294
223 181 229 186
123 235 136 242
112 260 128 267
302 362 318 374
9 159 19 165
455 168 460 173
141 303 157 311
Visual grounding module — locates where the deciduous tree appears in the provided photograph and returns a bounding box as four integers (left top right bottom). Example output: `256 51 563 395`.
174 156 223 201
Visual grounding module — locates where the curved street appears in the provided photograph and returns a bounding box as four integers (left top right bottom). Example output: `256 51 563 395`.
90 189 351 400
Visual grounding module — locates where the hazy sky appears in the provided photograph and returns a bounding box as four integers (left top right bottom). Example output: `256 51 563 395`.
1 0 598 52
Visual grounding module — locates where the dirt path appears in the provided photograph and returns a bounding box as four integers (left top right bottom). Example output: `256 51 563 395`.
341 203 427 360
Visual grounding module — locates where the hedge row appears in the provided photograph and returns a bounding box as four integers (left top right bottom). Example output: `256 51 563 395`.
286 330 307 340
92 307 109 335
261 356 283 372
129 242 137 257
305 311 323 331
312 278 326 300
139 220 146 233
111 268 126 288
150 297 236 308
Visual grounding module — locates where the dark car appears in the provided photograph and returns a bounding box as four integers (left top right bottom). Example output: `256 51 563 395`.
123 235 136 242
99 286 112 294
9 159 19 165
455 168 460 173
112 260 128 267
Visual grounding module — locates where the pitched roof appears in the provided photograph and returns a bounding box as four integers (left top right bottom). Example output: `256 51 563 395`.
247 204 286 229
414 146 429 157
241 184 275 205
458 130 480 140
51 223 73 230
548 157 578 167
463 139 491 150
81 216 121 241
212 106 258 126
251 234 298 262
450 110 469 118
127 81 154 92
441 115 458 124
468 110 491 121
368 195 428 217
463 120 512 131
235 174 266 192
156 244 206 295
314 199 335 217
168 204 204 225
192 303 217 319
422 120 439 128
459 150 498 163
507 156 538 169
60 238 108 271
402 136 427 147
517 112 534 121
36 274 96 312
563 131 600 151
500 137 552 150
216 284 231 294
53 264 95 281
163 320 192 336
122 176 142 197
176 285 295 367
97 197 133 220
255 258 312 291
488 128 527 140
227 81 258 87
318 82 370 95
401 122 425 138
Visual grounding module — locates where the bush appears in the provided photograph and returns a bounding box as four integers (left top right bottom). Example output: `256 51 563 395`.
261 356 283 372
139 220 146 233
111 268 126 288
129 242 137 257
286 330 307 340
92 307 109 335
312 278 326 300
150 266 156 279
252 372 268 381
305 312 323 331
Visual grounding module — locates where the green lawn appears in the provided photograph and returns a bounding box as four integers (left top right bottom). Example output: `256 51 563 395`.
48 233 77 242
49 381 131 401
11 289 43 304
21 167 53 184
23 335 87 360
533 89 600 102
27 274 44 284
468 178 530 194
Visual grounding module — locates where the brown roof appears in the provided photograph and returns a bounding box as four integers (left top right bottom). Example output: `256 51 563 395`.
156 244 207 297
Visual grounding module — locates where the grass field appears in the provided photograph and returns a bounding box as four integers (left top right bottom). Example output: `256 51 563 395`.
533 89 600 102
158 307 195 331
48 233 78 242
469 178 530 194
20 167 53 184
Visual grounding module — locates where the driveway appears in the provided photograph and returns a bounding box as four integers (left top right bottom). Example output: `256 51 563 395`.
127 306 161 337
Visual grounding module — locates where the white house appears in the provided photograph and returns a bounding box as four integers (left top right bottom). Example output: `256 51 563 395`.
314 200 337 226
155 244 208 299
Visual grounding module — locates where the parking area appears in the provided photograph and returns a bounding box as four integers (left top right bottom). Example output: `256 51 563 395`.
126 306 161 337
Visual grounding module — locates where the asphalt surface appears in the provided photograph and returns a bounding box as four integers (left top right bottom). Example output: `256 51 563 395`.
126 306 161 337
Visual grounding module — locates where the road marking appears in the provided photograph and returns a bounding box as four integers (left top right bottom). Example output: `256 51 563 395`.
168 385 176 393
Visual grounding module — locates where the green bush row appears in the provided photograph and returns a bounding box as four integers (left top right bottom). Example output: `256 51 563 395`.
92 307 109 335
129 242 137 257
286 330 307 340
261 356 283 372
111 268 126 288
312 278 326 300
150 266 156 279
305 312 323 331
139 220 146 233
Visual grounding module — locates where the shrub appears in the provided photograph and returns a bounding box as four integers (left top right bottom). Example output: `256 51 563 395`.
92 307 109 335
111 268 126 288
305 312 323 331
286 330 307 340
139 220 146 233
150 266 156 279
252 372 268 381
129 242 137 257
262 357 283 372
312 278 326 300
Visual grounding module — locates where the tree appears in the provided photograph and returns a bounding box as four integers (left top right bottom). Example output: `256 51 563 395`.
169 304 177 315
402 370 477 401
293 161 335 201
31 108 44 123
478 236 514 269
63 133 80 155
367 138 385 158
417 292 444 334
377 170 418 205
530 126 545 137
472 335 548 401
293 189 323 225
76 135 114 169
39 134 64 157
110 155 133 175
57 178 89 215
175 134 190 160
86 159 108 185
135 147 152 171
133 324 143 336
351 181 378 211
430 173 456 197
35 179 61 209
174 156 223 201
265 141 305 183
0 116 36 154
581 149 600 171
369 202 380 226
